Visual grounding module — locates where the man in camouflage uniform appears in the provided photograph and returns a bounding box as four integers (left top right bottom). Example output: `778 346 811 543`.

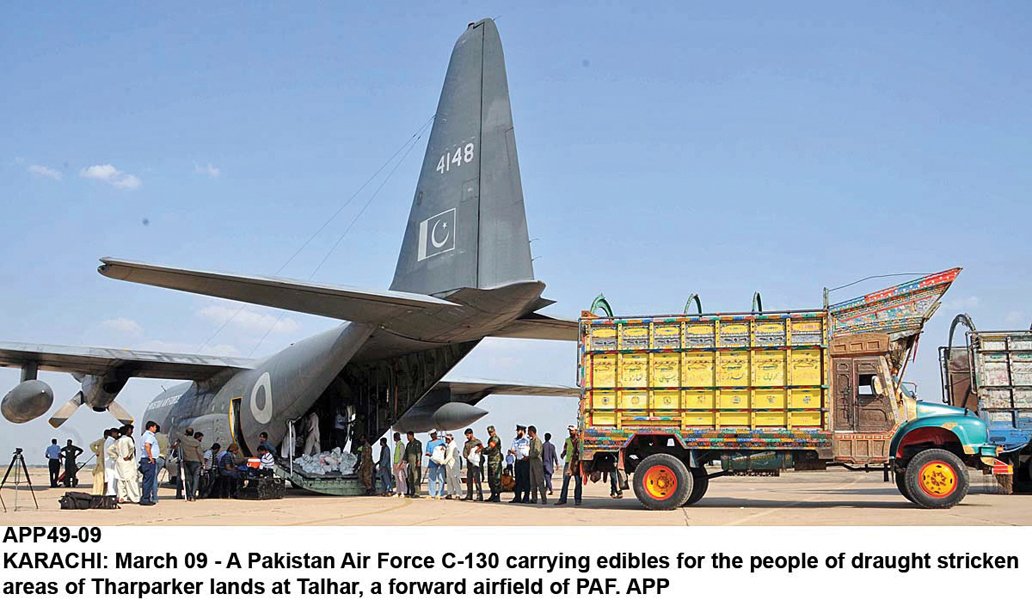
527 425 547 505
483 425 503 503
405 431 423 498
357 437 374 495
556 425 582 506
462 428 484 501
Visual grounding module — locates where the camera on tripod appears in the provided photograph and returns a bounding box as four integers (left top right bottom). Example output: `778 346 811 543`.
2 445 37 512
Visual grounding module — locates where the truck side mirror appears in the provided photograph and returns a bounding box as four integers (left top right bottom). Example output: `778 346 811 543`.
872 376 885 396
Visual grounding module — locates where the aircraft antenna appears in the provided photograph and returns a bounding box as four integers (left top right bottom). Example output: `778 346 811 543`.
197 115 435 354
244 117 434 357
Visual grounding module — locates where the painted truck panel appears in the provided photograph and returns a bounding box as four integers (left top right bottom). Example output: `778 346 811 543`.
943 330 1032 453
579 311 830 442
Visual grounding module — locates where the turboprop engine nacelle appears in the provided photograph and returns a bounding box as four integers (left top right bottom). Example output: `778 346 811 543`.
47 373 134 428
433 402 488 431
1 380 55 424
78 373 125 411
394 401 488 433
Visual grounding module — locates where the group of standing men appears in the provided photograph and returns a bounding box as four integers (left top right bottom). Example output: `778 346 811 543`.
45 438 82 488
63 421 171 506
369 423 583 506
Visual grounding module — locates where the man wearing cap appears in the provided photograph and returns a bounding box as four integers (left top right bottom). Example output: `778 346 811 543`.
425 430 446 499
508 424 530 503
556 425 582 506
404 431 422 498
444 433 463 499
462 428 484 501
483 425 502 502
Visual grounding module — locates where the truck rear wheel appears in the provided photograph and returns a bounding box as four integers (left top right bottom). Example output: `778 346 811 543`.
682 467 709 506
894 472 915 504
633 454 692 510
903 448 969 509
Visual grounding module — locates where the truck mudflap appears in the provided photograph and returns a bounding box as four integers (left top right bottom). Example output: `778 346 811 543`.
981 456 1013 476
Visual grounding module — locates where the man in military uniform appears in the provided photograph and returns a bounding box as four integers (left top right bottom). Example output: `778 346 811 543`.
527 425 547 505
462 428 484 501
404 431 423 498
556 425 582 506
483 425 502 502
508 424 530 503
357 437 374 495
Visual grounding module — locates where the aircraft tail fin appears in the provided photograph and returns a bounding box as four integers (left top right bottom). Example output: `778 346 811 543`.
390 18 533 296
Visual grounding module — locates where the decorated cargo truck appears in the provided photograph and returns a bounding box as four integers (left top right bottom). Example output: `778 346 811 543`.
577 268 1010 510
941 314 1032 493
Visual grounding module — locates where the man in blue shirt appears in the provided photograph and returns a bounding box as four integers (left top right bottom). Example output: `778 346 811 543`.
542 432 559 496
508 425 530 503
138 421 160 506
424 430 446 499
45 439 61 487
257 431 276 456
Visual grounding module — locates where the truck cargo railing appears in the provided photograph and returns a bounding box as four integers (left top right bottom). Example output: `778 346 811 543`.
579 309 830 433
940 314 1032 452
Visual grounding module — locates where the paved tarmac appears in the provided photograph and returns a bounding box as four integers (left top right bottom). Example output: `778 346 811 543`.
3 468 1028 526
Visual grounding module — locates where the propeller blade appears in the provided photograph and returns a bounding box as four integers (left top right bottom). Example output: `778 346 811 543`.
48 391 83 428
106 400 135 425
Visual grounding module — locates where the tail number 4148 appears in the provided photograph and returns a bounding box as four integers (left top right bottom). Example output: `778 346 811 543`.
436 143 475 174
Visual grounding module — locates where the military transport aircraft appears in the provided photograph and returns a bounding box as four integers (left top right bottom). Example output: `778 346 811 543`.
0 18 579 456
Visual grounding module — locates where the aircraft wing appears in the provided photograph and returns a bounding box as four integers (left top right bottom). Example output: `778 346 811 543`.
393 377 578 432
0 342 256 380
98 258 459 324
490 312 579 341
435 377 579 399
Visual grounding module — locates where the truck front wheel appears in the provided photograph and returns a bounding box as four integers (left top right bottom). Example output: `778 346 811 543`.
633 454 692 510
903 448 969 509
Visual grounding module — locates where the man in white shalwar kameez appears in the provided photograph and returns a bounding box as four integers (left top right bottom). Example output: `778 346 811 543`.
90 433 108 496
110 425 140 503
103 429 119 496
444 433 462 499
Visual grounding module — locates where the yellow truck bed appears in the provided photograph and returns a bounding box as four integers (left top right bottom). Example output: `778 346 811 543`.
579 311 829 432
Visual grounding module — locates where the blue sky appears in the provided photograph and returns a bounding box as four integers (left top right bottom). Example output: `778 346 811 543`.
2 3 1031 459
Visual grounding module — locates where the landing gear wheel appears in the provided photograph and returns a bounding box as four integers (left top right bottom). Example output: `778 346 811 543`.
633 454 692 510
895 471 915 504
903 448 970 509
682 467 709 506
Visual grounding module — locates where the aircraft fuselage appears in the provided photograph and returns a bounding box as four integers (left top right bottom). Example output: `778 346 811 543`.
144 282 544 454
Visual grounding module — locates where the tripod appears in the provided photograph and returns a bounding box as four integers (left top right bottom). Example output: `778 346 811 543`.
1 449 39 512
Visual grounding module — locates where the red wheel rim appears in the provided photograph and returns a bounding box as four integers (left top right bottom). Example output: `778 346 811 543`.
643 464 678 501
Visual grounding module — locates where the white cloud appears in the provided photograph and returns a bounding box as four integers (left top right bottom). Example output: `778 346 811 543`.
100 317 144 337
27 164 62 180
194 162 221 178
79 163 142 190
197 304 300 335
